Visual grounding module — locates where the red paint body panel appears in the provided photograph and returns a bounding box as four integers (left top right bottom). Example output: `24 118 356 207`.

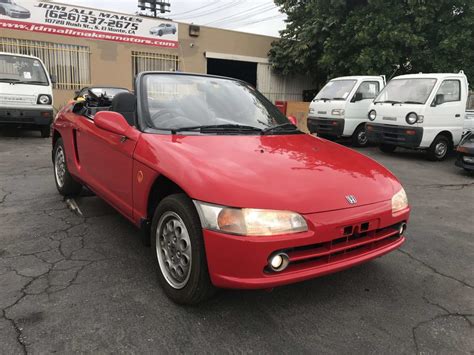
133 134 399 214
204 202 409 288
53 104 410 290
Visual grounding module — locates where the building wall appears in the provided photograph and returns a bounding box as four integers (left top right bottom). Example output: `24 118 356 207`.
2 22 310 110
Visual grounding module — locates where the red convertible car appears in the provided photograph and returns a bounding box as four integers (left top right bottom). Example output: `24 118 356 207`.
52 72 410 304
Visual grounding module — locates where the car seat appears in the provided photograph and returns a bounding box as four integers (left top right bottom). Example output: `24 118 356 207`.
110 92 137 126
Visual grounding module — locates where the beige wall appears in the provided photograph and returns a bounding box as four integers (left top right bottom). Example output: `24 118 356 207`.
2 23 276 109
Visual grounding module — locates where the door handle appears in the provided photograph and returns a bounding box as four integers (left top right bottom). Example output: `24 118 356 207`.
455 114 461 117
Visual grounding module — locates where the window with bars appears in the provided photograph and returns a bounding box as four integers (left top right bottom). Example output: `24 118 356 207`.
0 37 90 90
131 51 179 84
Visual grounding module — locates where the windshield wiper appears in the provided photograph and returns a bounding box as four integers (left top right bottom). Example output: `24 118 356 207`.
261 123 299 135
0 78 20 83
170 124 263 134
15 80 48 85
402 100 424 104
375 100 402 105
331 97 346 100
315 97 331 101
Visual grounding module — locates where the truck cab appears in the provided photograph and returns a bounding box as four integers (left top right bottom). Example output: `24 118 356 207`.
0 52 55 137
366 72 471 161
307 76 385 146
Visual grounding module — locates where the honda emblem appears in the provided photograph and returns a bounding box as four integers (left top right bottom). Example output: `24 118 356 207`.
345 195 357 204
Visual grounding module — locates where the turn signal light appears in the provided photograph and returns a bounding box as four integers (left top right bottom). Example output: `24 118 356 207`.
405 130 416 136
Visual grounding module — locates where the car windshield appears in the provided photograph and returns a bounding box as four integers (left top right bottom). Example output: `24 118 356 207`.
0 54 48 85
141 74 294 133
314 80 356 101
375 78 437 104
90 87 128 98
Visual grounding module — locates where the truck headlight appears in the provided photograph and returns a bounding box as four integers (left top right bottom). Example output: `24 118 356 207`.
391 188 408 214
331 109 345 116
406 112 418 125
37 94 52 105
193 201 308 236
368 110 376 121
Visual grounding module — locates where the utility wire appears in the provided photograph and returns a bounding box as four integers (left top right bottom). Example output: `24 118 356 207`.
169 0 222 17
174 0 243 20
205 3 275 26
226 14 284 29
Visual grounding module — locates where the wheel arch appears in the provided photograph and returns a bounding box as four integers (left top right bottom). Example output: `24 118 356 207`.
436 130 454 148
147 174 187 221
52 129 62 162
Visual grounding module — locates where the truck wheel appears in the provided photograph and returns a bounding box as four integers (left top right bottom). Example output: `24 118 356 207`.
53 138 82 196
352 125 369 147
427 135 450 161
40 126 51 138
151 194 215 305
379 144 397 153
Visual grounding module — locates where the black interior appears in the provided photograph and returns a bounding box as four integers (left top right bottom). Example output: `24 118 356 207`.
109 92 137 126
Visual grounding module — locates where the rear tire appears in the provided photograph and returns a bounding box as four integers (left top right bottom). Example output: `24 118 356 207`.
53 138 82 196
40 126 51 138
352 125 369 147
151 194 215 305
427 135 450 161
379 144 397 153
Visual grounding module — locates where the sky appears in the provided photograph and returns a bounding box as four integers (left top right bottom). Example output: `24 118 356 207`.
70 0 287 37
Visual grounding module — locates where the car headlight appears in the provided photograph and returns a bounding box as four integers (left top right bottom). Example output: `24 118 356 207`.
391 188 408 214
406 112 418 125
368 109 376 121
37 94 52 105
193 201 308 236
331 109 345 116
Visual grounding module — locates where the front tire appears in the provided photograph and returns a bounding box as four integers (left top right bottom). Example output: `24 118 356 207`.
158 30 163 36
151 194 215 305
53 138 82 196
427 135 450 161
352 125 369 147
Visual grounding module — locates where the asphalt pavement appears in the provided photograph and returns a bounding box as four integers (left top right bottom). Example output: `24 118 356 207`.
0 130 473 354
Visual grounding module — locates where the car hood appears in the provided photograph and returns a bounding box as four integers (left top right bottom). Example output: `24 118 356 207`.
5 4 28 11
137 133 400 214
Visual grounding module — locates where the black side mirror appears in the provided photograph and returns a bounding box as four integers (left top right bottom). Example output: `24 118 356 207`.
50 74 57 84
351 92 363 103
432 94 444 107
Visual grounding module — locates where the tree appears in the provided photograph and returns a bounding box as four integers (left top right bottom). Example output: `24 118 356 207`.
269 0 474 87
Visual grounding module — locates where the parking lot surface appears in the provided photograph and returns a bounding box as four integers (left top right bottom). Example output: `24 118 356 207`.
0 132 473 354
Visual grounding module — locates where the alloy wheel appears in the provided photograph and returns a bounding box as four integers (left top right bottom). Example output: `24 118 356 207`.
54 146 66 188
156 211 192 289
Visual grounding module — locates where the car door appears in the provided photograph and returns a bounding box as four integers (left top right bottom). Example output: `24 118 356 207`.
424 79 464 145
74 114 139 220
347 80 381 124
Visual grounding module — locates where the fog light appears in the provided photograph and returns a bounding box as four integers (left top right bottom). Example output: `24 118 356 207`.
399 223 407 235
268 253 289 272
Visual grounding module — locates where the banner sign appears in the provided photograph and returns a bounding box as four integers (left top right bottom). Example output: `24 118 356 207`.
0 1 179 48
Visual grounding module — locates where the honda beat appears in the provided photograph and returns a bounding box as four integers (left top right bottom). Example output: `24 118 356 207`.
52 72 410 304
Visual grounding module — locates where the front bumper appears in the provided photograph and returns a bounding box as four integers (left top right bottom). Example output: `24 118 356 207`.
203 201 409 289
455 153 474 171
0 107 53 127
307 117 344 137
366 123 423 148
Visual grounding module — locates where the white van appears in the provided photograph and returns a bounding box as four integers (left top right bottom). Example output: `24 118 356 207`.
0 52 55 137
307 76 385 146
366 72 472 160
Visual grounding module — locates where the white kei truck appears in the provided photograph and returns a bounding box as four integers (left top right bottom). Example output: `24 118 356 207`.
0 52 55 137
366 71 474 161
307 76 386 146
